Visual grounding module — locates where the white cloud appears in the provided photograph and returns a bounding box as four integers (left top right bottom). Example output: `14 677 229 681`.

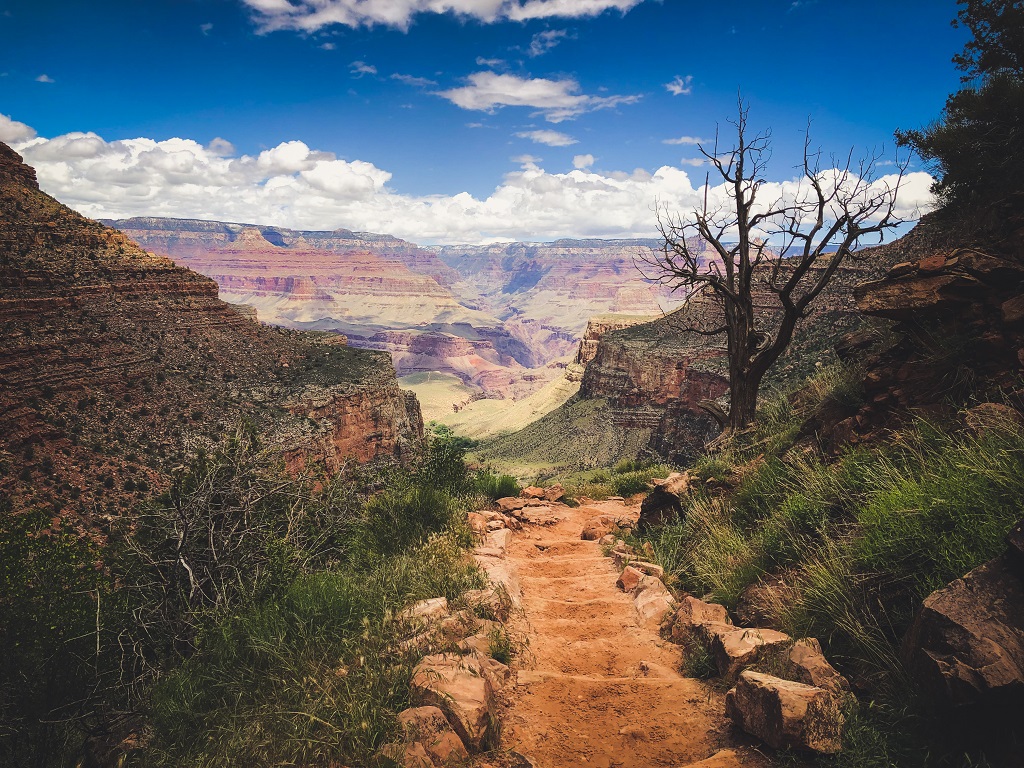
679 158 705 167
0 113 37 143
528 29 567 56
35 74 55 84
206 137 236 156
573 153 594 169
665 74 693 96
391 72 438 87
516 129 577 146
437 71 639 122
241 0 645 31
663 135 702 146
320 41 336 50
476 56 506 67
350 60 377 76
511 153 542 165
5 117 935 245
200 22 214 34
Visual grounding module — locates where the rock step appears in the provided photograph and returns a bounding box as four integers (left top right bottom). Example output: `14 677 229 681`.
517 671 700 685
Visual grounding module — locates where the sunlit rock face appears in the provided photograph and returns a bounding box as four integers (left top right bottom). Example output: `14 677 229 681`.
1 142 422 527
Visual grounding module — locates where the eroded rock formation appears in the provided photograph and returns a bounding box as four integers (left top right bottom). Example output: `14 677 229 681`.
0 142 422 527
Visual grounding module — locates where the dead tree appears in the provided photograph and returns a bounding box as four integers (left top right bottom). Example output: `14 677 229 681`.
639 100 910 434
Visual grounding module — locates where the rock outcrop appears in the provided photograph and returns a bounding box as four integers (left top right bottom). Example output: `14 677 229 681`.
0 142 422 525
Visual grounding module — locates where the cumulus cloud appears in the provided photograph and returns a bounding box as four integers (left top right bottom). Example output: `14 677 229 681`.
0 113 37 143
663 135 702 146
437 71 639 122
572 153 594 169
665 74 693 96
350 60 377 76
5 118 935 245
35 74 55 84
528 29 568 56
242 0 645 32
516 129 577 146
391 72 438 87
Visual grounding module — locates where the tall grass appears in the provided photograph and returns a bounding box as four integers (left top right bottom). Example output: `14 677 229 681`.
638 358 1024 720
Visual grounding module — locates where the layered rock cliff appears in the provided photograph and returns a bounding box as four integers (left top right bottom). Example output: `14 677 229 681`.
0 142 422 527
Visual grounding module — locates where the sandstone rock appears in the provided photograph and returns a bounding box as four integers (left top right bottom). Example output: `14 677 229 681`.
639 471 691 529
476 528 512 557
725 670 844 753
616 566 645 593
542 484 565 502
682 749 746 768
902 554 1024 709
411 653 496 751
629 561 664 580
1001 294 1024 325
473 554 523 611
634 577 675 625
855 273 985 319
581 517 613 541
612 550 633 570
463 587 514 623
467 512 489 535
669 596 732 644
400 598 449 626
964 402 1024 435
599 534 616 546
377 740 436 767
398 706 469 766
785 638 850 695
496 496 528 513
521 486 546 499
708 626 792 681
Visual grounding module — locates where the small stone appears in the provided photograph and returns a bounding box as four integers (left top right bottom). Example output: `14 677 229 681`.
616 566 645 593
629 561 664 580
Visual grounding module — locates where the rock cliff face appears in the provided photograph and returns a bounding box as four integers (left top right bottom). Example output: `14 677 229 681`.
0 142 422 528
574 254 892 464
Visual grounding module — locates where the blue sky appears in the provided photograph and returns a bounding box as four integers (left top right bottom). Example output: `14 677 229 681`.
0 0 965 242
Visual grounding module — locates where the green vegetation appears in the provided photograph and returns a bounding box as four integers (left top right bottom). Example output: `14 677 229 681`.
897 0 1024 220
474 470 521 500
0 423 485 768
634 362 1024 763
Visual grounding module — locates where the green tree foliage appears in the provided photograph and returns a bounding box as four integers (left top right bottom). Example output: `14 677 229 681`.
896 0 1024 215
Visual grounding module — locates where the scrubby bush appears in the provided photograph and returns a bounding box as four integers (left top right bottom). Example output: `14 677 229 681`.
474 470 521 500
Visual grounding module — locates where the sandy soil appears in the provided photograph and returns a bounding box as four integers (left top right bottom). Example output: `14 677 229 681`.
499 499 735 768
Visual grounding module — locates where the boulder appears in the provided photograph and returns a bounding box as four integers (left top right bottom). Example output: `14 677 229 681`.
473 554 523 611
964 403 1024 435
785 638 850 695
634 577 675 625
399 597 449 627
616 566 645 593
496 497 528 513
725 670 845 753
669 596 732 644
581 517 613 541
707 626 792 681
467 512 489 535
599 534 616 546
639 471 691 529
521 486 546 499
629 561 665 580
476 528 512 557
542 484 565 502
377 740 436 767
902 554 1024 709
411 653 497 751
398 706 469 766
463 587 514 623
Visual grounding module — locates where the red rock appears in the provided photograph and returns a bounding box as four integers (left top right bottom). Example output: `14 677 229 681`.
634 577 676 625
411 654 497 752
496 497 528 513
616 566 645 593
521 486 546 499
785 638 850 694
917 254 948 274
725 671 845 753
669 596 732 644
398 706 469 766
707 626 792 681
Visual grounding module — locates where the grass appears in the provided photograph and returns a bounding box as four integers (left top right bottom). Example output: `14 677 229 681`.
632 361 1024 766
474 470 521 500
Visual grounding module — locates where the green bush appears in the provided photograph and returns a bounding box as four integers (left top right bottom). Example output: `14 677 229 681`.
474 470 521 500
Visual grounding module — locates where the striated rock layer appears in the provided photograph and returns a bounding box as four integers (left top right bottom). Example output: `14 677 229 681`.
0 142 422 527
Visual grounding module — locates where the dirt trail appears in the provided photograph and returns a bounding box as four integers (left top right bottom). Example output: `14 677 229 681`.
500 499 731 768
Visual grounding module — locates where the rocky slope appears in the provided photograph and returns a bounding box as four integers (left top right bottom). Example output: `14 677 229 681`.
0 142 422 527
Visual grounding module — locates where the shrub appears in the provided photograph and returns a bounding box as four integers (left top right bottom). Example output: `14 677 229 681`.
474 470 520 500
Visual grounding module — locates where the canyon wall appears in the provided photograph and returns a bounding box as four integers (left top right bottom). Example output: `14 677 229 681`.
0 142 422 528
